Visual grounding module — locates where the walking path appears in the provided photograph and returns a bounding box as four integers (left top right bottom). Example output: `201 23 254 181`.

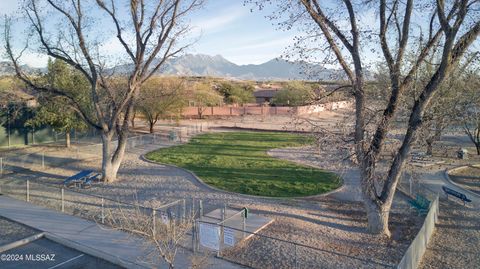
0 195 243 269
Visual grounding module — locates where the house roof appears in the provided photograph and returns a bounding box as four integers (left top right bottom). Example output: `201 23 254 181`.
254 89 279 98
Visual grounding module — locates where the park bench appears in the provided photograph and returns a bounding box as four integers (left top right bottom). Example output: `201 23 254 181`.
442 186 472 205
408 194 430 215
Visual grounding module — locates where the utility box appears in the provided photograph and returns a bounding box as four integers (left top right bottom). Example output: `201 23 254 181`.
457 148 468 159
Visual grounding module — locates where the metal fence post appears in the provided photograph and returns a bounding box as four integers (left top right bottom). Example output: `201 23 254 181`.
0 157 3 176
182 199 186 220
192 198 195 217
243 210 246 238
199 200 203 217
26 180 29 202
218 207 225 258
61 188 64 212
152 209 157 235
41 151 45 169
192 220 196 253
101 198 105 224
409 176 413 195
294 244 298 269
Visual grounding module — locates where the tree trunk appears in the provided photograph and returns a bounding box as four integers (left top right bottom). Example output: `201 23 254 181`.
149 122 154 134
131 111 136 128
101 132 128 182
365 201 391 237
426 138 434 156
476 143 480 155
65 131 71 148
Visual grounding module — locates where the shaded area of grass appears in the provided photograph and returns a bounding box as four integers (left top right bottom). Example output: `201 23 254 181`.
145 132 341 197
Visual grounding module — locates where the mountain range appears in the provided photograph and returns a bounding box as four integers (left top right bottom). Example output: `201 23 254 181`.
153 54 345 81
1 54 347 81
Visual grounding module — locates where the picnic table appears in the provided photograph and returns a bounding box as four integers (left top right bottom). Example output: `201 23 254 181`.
63 170 101 189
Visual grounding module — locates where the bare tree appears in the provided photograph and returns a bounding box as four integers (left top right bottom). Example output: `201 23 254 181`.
456 58 480 154
103 201 209 269
4 0 202 182
415 53 478 155
251 0 480 236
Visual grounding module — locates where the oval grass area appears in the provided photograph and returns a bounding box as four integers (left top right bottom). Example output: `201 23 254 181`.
145 131 342 197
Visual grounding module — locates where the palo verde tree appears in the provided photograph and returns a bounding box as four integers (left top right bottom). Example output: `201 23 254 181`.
251 0 480 236
137 77 187 133
5 0 202 182
217 82 255 105
272 81 315 106
192 83 223 119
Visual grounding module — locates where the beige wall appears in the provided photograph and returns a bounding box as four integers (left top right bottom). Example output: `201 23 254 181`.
181 100 352 118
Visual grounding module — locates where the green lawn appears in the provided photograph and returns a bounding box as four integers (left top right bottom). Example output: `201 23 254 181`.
145 132 341 197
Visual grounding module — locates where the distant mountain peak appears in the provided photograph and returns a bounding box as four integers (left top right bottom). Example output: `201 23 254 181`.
1 53 348 81
161 54 344 80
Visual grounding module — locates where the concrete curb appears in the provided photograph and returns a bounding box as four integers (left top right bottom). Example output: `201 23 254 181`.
0 232 45 253
44 232 148 269
140 152 344 201
443 164 480 199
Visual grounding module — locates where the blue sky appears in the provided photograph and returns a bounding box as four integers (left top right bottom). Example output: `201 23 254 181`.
2 1 476 69
188 1 298 64
0 0 298 67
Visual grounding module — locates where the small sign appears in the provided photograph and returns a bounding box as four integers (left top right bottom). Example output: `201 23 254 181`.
160 212 169 224
224 228 235 247
199 223 220 250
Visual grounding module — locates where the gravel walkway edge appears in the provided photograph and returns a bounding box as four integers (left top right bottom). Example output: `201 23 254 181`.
444 164 480 199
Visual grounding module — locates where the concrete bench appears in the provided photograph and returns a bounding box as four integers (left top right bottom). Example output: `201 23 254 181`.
442 186 472 205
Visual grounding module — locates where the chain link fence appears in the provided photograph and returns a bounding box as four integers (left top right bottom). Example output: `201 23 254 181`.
0 123 210 225
190 206 382 269
0 123 210 178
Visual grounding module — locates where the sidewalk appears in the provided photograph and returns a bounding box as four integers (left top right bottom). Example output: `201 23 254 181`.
0 195 244 269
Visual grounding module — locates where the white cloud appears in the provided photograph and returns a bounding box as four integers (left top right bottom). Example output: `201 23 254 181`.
18 52 50 68
0 0 21 16
223 35 296 53
190 6 248 35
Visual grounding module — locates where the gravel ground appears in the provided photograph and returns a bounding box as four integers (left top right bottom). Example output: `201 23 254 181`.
419 198 480 269
0 112 424 268
0 216 39 246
